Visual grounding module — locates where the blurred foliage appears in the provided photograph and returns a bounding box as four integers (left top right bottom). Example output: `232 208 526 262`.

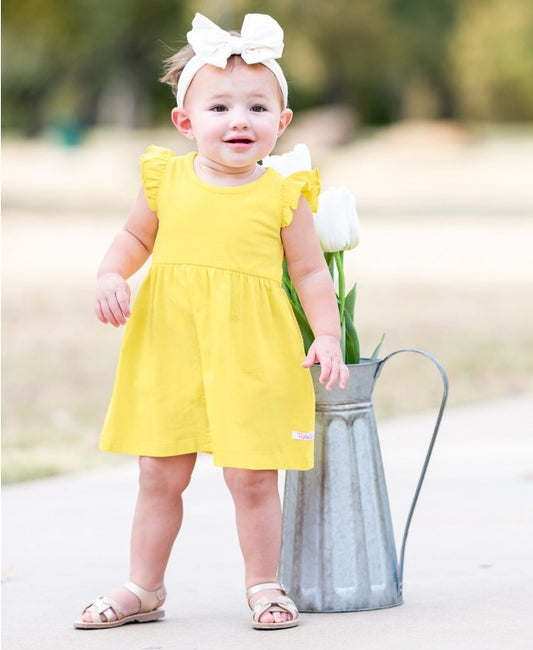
2 0 533 136
450 0 533 120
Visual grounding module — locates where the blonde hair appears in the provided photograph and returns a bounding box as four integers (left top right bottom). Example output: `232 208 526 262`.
160 30 242 95
160 44 196 95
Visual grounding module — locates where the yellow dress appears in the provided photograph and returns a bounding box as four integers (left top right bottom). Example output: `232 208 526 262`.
99 146 320 470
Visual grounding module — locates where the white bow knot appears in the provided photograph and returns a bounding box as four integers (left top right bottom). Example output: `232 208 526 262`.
176 13 288 108
187 13 284 69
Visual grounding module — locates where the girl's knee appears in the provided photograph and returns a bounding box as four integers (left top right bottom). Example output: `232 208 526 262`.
224 468 278 503
138 455 195 497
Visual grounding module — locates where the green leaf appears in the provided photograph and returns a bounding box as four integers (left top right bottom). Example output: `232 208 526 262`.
283 258 315 353
340 321 346 359
344 308 360 364
345 331 356 363
344 283 357 320
292 304 315 352
282 276 296 303
282 259 302 305
324 252 335 279
370 333 386 361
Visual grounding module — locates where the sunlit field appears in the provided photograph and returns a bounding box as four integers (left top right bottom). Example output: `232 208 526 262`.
2 121 532 483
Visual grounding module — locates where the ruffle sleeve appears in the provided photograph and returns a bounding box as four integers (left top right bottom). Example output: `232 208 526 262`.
139 145 175 212
280 168 321 227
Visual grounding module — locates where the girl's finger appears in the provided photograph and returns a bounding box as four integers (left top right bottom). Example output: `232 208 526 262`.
338 364 350 390
107 292 130 325
94 299 108 324
100 298 121 327
325 360 341 390
319 357 332 385
301 345 317 368
116 287 131 319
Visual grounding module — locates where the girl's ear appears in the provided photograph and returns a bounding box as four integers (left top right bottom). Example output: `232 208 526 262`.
277 108 293 137
172 107 195 140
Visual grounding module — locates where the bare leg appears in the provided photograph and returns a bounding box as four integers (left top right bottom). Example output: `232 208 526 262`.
82 453 196 622
223 468 291 624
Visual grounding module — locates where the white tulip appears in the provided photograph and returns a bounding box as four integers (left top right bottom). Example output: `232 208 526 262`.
262 143 313 176
313 187 360 252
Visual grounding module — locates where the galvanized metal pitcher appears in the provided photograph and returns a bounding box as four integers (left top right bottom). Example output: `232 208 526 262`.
279 348 448 612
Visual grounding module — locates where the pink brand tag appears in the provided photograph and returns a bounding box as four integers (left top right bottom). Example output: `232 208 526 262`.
292 431 315 441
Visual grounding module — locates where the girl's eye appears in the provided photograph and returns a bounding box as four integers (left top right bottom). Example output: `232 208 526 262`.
251 105 267 113
211 105 227 112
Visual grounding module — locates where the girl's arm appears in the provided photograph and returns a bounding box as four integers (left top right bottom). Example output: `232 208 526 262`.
95 187 158 327
281 195 349 390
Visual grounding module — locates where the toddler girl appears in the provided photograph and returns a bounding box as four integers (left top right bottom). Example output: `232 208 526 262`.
75 12 349 631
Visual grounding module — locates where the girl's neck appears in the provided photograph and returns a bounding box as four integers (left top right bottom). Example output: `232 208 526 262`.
193 155 264 187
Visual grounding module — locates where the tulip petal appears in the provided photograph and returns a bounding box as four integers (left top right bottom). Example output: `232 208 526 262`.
262 143 312 176
313 186 360 252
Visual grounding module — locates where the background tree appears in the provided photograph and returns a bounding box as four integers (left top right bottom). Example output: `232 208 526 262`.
449 0 533 120
2 0 188 134
2 0 532 136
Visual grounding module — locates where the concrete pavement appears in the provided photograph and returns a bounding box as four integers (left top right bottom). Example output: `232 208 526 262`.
2 395 533 650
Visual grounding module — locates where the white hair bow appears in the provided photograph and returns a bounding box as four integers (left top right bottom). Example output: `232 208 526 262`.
176 13 288 108
188 13 284 67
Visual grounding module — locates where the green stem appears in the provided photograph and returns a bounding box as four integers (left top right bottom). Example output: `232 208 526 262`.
335 251 346 359
335 251 346 321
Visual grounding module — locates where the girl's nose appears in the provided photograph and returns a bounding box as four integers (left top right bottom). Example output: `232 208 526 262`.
229 109 250 129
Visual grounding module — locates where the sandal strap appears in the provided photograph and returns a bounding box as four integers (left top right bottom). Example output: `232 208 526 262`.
246 582 286 605
123 581 167 613
250 597 299 624
83 596 124 623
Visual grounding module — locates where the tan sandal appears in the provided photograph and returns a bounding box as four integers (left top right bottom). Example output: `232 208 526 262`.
246 582 299 630
74 581 166 629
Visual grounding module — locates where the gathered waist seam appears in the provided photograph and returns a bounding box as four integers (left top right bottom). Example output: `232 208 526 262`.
150 261 281 286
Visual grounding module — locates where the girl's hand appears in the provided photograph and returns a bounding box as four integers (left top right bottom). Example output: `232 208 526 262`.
95 273 131 327
302 335 350 390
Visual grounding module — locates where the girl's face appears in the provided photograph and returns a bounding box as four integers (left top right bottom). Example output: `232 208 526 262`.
172 58 292 178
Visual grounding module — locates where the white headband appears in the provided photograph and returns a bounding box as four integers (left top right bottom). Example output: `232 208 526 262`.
176 13 288 109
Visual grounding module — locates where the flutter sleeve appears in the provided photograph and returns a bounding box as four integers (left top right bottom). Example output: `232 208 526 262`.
139 145 175 212
280 168 321 227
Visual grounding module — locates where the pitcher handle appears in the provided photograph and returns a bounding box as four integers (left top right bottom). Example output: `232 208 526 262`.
375 348 449 595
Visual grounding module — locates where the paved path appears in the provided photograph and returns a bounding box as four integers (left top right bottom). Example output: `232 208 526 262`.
3 395 533 650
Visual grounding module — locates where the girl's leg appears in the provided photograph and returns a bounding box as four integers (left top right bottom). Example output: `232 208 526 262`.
82 453 196 622
223 468 291 624
130 453 197 587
